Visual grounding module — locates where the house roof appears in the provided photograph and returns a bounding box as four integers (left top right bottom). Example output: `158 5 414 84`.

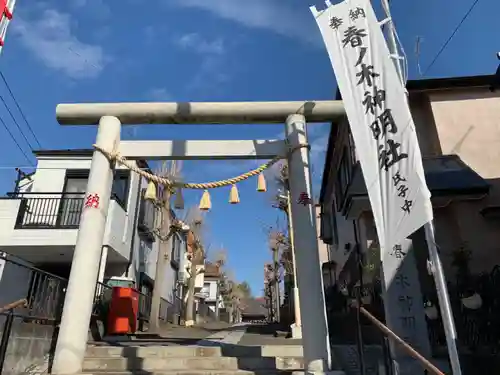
333 74 497 101
343 155 489 205
32 149 150 170
204 262 221 278
320 74 497 204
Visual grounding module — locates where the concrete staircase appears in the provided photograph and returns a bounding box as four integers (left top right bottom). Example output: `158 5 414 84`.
82 344 315 375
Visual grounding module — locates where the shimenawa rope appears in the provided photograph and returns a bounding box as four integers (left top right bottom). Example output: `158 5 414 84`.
92 142 310 190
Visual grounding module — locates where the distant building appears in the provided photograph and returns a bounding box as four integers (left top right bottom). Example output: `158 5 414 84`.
198 262 224 320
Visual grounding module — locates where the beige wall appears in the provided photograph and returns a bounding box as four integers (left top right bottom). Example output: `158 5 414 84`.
429 89 500 180
427 88 500 276
409 92 442 157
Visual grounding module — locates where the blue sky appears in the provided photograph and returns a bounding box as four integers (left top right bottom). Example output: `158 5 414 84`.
0 0 498 295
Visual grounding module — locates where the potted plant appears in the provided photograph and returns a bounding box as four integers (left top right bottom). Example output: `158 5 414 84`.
424 300 438 320
452 243 482 310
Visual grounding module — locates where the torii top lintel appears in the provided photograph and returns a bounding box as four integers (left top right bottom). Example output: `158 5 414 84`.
56 100 345 125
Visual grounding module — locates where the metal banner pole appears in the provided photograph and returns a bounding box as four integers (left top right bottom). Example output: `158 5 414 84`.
380 0 462 373
424 222 462 375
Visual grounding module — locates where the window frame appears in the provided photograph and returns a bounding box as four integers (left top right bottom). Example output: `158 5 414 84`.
62 169 130 210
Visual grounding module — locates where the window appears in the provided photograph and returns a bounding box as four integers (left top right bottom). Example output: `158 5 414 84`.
171 233 183 264
111 171 130 206
347 130 356 166
201 283 210 296
60 171 88 226
334 147 351 208
62 169 130 208
331 200 339 246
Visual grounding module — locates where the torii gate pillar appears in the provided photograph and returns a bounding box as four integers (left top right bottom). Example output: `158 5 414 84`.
286 114 332 373
52 116 121 374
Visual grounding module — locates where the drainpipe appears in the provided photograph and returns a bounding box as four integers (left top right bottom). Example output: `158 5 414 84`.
353 220 366 375
125 174 143 279
13 168 22 194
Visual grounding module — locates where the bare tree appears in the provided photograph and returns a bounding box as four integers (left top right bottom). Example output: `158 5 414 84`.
237 281 252 298
207 247 227 319
218 269 244 322
280 245 294 277
148 161 182 333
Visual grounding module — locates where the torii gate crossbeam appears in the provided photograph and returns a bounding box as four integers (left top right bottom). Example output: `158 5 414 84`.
56 100 345 125
51 101 346 375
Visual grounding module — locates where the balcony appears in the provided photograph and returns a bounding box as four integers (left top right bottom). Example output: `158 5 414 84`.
11 192 125 229
0 192 131 262
15 192 84 229
137 197 156 241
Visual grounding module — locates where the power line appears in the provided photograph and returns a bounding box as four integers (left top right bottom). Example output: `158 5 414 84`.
423 0 481 76
0 70 42 148
0 114 34 166
0 93 37 151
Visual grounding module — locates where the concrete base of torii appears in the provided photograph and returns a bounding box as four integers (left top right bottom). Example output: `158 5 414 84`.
291 323 302 339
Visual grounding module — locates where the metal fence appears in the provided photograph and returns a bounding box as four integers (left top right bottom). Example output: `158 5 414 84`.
425 266 500 373
326 266 500 375
0 255 67 322
11 192 123 230
0 253 188 373
12 192 85 229
160 296 183 324
0 255 67 375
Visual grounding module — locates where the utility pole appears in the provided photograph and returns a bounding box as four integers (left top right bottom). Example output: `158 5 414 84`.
272 248 280 323
149 187 171 333
273 173 301 335
286 190 301 337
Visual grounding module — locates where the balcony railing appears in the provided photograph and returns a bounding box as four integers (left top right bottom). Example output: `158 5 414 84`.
9 192 122 229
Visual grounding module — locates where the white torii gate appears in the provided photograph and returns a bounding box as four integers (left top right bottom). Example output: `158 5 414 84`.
51 100 346 375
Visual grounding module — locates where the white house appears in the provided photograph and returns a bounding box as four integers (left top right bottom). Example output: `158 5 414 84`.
0 149 186 320
198 262 224 319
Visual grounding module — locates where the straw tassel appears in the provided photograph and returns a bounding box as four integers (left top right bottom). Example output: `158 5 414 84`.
229 184 240 204
199 189 211 211
174 187 185 210
257 172 267 192
144 180 157 201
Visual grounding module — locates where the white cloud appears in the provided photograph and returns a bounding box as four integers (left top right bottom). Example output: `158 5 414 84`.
172 0 320 46
69 0 111 19
173 33 229 92
146 88 172 101
175 33 225 55
12 8 108 79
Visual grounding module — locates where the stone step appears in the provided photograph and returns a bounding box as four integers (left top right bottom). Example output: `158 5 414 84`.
86 345 304 359
80 372 289 375
79 371 345 375
82 356 305 372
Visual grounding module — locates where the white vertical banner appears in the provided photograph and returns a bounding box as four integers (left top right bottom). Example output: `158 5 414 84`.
0 0 15 55
310 0 432 262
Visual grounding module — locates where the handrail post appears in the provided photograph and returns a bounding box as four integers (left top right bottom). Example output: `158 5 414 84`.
0 310 14 374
